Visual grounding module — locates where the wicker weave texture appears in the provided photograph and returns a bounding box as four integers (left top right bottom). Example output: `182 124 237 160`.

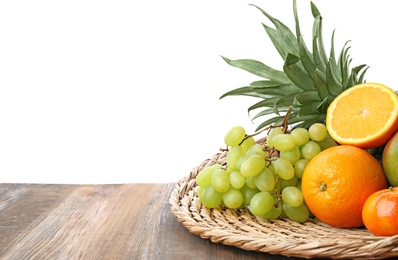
169 151 398 259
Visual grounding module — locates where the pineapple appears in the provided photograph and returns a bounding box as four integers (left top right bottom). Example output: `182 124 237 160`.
220 0 368 131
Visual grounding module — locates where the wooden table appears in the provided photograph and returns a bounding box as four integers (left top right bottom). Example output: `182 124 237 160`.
0 183 302 259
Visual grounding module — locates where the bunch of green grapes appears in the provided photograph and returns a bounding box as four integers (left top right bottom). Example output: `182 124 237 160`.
195 123 338 223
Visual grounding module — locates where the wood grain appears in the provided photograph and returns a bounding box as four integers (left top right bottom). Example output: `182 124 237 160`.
0 183 299 260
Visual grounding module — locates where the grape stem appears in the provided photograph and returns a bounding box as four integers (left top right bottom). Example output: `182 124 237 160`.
272 174 282 208
280 106 293 134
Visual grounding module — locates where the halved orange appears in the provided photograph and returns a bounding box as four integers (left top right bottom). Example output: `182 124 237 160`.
326 82 398 149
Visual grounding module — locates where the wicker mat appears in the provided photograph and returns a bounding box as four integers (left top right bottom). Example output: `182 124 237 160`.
169 150 398 259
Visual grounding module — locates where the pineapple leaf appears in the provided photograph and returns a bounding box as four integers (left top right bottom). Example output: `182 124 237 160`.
295 114 326 128
326 58 344 95
220 0 368 130
295 90 322 105
252 108 278 120
290 113 316 123
313 68 329 100
251 4 299 58
255 116 285 131
312 34 326 72
357 66 369 83
298 36 316 80
345 64 368 87
310 1 321 17
252 106 293 120
250 81 303 94
220 82 302 100
261 24 286 60
329 30 342 82
276 93 298 106
248 97 282 112
221 56 290 83
250 80 280 88
317 96 330 113
293 0 302 43
283 53 315 91
219 86 275 99
311 5 328 64
252 107 288 120
338 42 352 88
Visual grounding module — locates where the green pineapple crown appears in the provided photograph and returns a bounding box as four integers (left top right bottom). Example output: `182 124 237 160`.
220 0 368 131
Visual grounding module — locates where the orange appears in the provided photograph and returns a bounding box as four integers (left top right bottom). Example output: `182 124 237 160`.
301 145 388 228
362 187 398 236
326 82 398 149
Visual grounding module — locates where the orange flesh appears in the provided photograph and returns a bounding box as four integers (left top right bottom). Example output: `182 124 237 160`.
326 83 398 148
330 87 396 139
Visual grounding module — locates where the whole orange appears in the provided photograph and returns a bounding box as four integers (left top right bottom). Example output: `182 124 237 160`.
362 187 398 236
301 145 388 228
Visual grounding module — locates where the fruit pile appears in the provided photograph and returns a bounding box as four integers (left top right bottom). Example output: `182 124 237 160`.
196 119 337 223
195 0 398 237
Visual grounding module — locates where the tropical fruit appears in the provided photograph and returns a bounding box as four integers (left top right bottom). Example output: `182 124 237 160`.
219 0 368 131
382 131 398 186
362 187 398 236
326 83 398 149
301 145 388 228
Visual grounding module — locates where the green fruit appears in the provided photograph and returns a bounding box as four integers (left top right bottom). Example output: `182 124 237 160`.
382 131 398 186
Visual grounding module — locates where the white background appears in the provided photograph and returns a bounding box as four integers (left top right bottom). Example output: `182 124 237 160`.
0 0 396 184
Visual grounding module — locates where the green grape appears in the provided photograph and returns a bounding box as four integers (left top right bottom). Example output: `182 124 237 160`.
240 153 266 178
254 167 276 192
245 176 257 190
230 170 245 189
280 145 301 165
241 185 260 205
222 187 243 209
279 174 298 190
317 133 338 151
267 127 283 148
224 126 246 146
236 152 251 171
196 167 216 188
294 158 309 179
267 163 275 173
309 123 327 142
226 145 243 170
196 186 205 198
290 127 310 146
281 186 304 207
211 169 230 193
300 141 321 160
246 143 267 157
224 166 233 175
272 157 295 180
200 185 222 208
283 203 310 223
240 136 256 153
272 134 295 152
262 200 283 220
249 191 274 216
280 202 288 219
212 164 223 169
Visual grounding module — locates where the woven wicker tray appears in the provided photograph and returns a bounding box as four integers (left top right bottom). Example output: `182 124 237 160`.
169 150 398 259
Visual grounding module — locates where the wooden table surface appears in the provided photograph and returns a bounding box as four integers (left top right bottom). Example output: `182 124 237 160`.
0 183 305 260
